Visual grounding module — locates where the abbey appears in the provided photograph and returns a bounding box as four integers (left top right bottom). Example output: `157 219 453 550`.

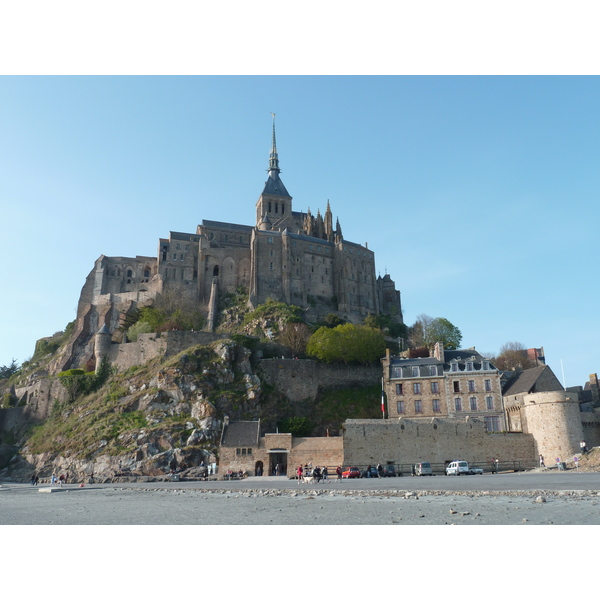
68 121 402 369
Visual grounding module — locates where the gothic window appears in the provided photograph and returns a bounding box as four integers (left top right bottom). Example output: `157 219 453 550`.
127 269 133 278
281 204 284 214
213 266 219 276
268 202 272 212
275 203 278 213
144 269 150 278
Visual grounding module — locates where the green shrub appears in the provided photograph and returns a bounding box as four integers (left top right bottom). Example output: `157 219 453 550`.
306 323 385 365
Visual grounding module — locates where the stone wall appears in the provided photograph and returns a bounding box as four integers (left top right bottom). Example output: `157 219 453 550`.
341 417 535 467
108 331 230 372
257 358 381 402
581 412 600 450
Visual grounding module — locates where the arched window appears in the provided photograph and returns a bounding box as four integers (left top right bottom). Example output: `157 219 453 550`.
213 265 219 276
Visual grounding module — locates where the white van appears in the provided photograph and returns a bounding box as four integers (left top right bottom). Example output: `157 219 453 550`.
414 462 433 476
446 460 470 476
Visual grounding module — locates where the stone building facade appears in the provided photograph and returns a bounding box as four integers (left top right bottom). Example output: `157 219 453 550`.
219 420 343 477
381 343 505 431
63 119 402 372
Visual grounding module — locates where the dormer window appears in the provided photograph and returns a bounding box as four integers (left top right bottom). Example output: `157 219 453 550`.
451 363 459 372
429 365 437 376
411 366 420 377
482 361 490 370
466 362 474 371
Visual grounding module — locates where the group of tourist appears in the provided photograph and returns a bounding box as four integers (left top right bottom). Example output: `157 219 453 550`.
296 463 331 483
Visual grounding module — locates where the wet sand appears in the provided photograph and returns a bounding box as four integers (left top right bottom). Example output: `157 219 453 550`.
2 483 600 525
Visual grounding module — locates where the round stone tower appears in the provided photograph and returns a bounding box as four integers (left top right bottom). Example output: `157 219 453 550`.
522 391 583 462
94 324 112 373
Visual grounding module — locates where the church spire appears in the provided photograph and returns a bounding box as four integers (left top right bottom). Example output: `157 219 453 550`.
260 113 290 198
268 112 280 174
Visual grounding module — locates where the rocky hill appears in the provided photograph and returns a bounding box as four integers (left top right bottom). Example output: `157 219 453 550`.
0 301 384 483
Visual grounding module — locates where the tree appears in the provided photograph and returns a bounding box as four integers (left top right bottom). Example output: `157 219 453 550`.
57 369 88 403
319 313 346 329
0 359 19 380
408 314 462 350
277 322 311 356
493 342 536 371
306 323 385 364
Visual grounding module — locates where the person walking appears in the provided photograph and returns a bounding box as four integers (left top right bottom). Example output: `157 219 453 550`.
336 465 342 480
539 454 545 468
297 464 303 484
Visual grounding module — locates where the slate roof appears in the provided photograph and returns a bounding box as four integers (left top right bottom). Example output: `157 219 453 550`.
262 171 290 198
501 365 549 396
391 349 494 370
221 421 260 447
200 220 254 233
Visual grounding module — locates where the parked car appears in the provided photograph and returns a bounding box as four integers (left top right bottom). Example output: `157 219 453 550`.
413 461 433 476
342 466 361 479
362 466 379 478
445 460 470 476
383 465 397 477
469 465 484 475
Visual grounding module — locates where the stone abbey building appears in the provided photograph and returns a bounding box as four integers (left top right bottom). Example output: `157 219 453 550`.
68 120 402 369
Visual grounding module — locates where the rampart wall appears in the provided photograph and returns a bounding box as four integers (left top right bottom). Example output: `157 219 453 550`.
342 418 536 466
108 331 230 371
257 359 381 402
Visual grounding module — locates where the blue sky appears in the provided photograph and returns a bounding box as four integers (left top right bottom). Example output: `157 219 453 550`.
1 75 599 388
